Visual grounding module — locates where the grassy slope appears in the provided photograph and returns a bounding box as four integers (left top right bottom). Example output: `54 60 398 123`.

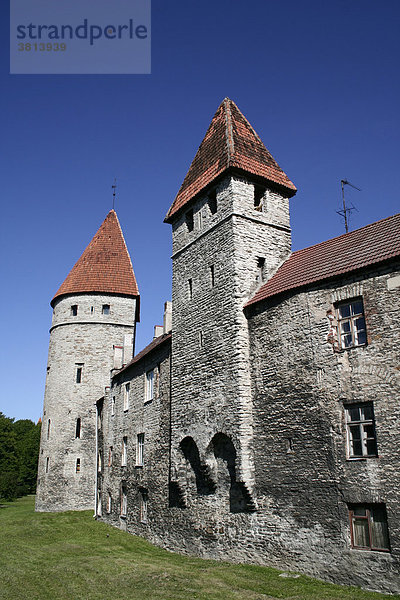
0 496 398 600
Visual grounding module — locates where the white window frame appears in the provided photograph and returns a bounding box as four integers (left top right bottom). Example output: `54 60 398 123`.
121 436 127 466
123 383 130 411
337 298 366 349
146 369 154 402
140 490 148 523
345 403 377 458
136 433 144 467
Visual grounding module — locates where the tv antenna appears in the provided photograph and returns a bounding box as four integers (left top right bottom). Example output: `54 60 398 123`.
337 179 360 233
112 178 117 210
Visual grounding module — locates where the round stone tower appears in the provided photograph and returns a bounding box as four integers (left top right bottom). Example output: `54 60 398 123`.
36 210 140 512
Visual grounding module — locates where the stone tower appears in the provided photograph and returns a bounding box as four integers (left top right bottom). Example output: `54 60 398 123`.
165 99 296 510
36 210 140 512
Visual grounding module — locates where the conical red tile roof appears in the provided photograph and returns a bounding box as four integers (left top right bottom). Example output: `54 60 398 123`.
51 210 139 307
165 98 296 222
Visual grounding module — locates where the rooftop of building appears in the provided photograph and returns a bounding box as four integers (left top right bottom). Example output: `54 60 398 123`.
51 210 140 310
165 98 296 223
113 332 172 378
246 212 400 308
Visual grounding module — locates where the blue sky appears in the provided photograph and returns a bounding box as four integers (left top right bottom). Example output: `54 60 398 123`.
1 0 399 421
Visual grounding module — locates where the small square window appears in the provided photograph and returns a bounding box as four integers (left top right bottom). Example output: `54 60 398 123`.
337 298 366 349
185 209 194 232
349 504 390 551
71 305 78 316
102 304 110 315
345 403 377 458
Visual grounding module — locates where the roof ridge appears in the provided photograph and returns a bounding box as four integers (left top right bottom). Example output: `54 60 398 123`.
224 98 234 163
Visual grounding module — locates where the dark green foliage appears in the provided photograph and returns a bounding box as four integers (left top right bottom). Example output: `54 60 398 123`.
0 413 41 501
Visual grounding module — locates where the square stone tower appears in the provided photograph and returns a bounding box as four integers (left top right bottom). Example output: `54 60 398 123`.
165 99 296 512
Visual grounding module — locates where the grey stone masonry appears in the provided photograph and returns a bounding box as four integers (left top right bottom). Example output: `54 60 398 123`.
36 293 137 512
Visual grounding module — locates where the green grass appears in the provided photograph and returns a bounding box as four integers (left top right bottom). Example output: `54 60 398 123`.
0 496 398 600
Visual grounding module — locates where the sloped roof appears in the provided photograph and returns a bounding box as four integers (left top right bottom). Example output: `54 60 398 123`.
114 332 172 377
51 210 139 307
246 213 400 308
165 98 296 223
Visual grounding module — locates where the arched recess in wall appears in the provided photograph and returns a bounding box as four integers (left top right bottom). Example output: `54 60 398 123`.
208 432 256 513
179 436 216 495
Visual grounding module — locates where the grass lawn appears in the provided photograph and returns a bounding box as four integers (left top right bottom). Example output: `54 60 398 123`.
0 496 398 600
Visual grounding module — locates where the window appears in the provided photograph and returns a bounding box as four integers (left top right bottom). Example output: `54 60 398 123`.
102 304 110 315
140 489 148 523
146 370 154 402
349 504 390 551
337 298 366 348
124 383 130 411
71 305 78 316
75 417 81 439
254 184 265 210
75 363 83 384
98 451 102 473
188 278 193 300
76 458 81 473
210 265 215 288
97 403 103 430
97 491 102 516
121 436 127 466
208 189 217 214
47 419 51 440
136 433 144 466
120 484 127 517
90 306 94 314
108 446 113 466
107 492 112 513
185 208 194 232
257 257 265 283
45 457 49 473
111 396 115 417
345 403 377 458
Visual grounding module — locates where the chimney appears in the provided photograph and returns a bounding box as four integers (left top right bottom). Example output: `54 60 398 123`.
153 325 163 339
163 301 172 333
122 333 133 365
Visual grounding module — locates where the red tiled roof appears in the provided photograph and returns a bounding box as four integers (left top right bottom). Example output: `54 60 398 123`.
246 213 400 308
51 210 139 306
165 98 296 223
115 332 172 376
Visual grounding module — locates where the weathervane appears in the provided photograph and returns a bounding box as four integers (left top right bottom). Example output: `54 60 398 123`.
337 179 361 233
112 178 117 210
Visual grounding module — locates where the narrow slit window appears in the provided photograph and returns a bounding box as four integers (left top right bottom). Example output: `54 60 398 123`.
257 257 266 283
76 458 81 473
188 278 193 300
208 189 217 214
107 492 112 513
111 396 115 417
210 265 215 288
185 209 194 232
71 305 78 316
108 446 113 466
46 457 49 473
140 489 148 523
124 383 130 411
121 484 127 516
75 364 83 384
121 436 127 466
254 185 266 210
146 370 154 402
75 417 81 439
47 419 51 440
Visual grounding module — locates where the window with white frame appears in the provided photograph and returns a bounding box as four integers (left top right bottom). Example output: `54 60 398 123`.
121 436 127 466
349 504 390 551
345 403 377 458
124 383 130 411
337 298 366 348
146 370 154 402
120 484 127 517
140 489 148 523
136 433 144 466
